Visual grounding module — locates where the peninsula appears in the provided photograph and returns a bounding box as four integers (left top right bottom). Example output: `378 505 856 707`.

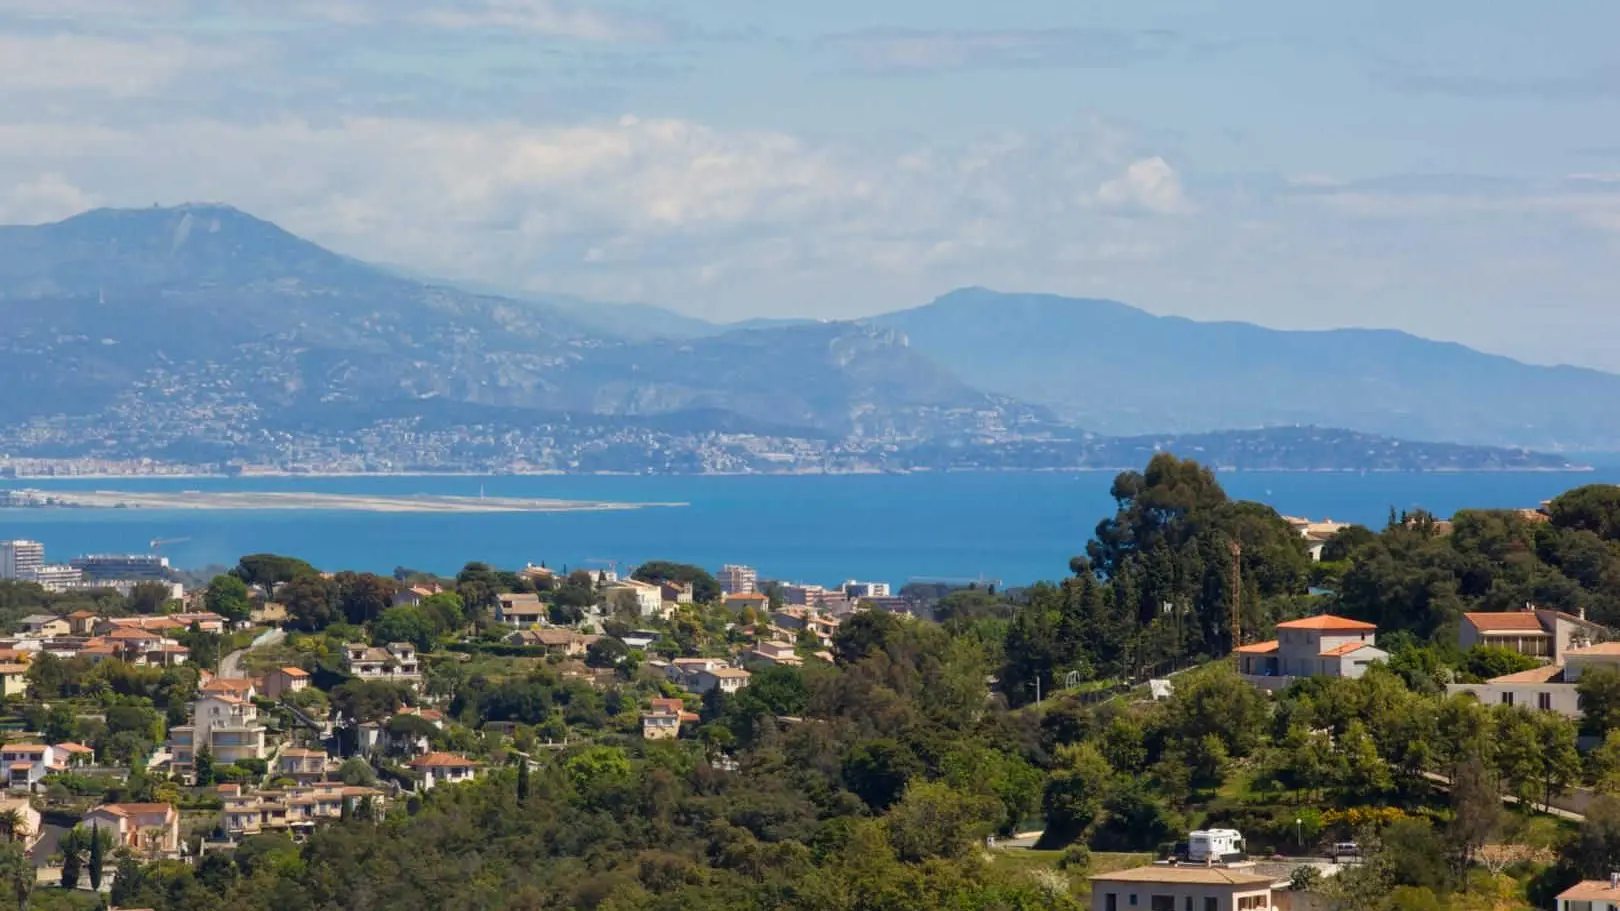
0 489 684 513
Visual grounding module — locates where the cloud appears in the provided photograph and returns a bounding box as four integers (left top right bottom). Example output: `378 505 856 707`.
413 0 673 42
1097 157 1188 214
821 27 1177 73
0 33 235 96
0 173 100 224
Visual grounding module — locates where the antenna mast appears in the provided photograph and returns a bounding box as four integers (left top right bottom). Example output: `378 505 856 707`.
1229 539 1242 664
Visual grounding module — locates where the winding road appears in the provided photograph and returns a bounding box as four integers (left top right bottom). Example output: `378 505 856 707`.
219 627 286 678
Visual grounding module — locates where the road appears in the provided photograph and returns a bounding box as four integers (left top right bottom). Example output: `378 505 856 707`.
219 627 286 678
1422 771 1587 822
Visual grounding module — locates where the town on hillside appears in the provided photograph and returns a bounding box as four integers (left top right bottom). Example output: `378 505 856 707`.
2 459 1620 910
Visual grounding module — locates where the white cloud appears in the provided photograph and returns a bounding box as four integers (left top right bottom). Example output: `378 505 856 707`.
0 33 235 96
0 173 100 224
1096 157 1188 214
415 0 671 42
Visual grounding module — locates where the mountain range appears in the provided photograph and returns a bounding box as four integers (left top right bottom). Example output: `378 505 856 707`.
0 203 1599 473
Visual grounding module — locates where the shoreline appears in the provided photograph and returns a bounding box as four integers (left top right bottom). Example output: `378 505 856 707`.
0 490 688 514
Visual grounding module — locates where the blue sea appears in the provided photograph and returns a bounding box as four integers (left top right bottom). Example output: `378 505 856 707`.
1 471 1615 588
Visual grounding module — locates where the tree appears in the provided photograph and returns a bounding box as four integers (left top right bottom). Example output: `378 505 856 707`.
0 809 27 844
89 820 105 891
1320 525 1377 563
195 744 216 786
843 739 921 812
331 679 411 724
0 842 28 911
232 553 317 590
125 580 174 614
1038 743 1113 848
584 637 628 669
339 757 377 786
1446 757 1501 883
632 561 721 604
1535 709 1581 812
1462 645 1539 681
336 571 399 626
108 854 139 906
1580 665 1620 736
884 780 1002 862
372 605 437 651
281 573 340 631
517 756 531 801
204 573 254 622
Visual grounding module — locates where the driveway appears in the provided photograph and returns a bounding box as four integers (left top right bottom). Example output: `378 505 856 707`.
219 627 286 679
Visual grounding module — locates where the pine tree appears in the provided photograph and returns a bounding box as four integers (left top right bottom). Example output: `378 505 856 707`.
88 821 104 891
517 757 531 801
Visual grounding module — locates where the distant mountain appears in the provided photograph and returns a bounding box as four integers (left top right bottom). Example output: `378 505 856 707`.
0 205 1039 454
871 287 1620 451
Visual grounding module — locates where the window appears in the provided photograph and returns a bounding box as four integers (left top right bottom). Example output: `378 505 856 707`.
1106 894 1117 911
1501 692 1514 706
1203 898 1217 911
1185 898 1193 911
1539 692 1553 711
1130 894 1138 906
1151 896 1175 911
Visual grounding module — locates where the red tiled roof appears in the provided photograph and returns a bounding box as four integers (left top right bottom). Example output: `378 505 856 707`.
1236 640 1279 655
1275 615 1376 631
409 752 479 769
277 667 310 678
53 742 94 754
1319 642 1376 657
1 745 46 755
1463 612 1547 632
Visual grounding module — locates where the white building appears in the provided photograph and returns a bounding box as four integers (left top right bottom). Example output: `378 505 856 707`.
717 564 757 596
69 553 171 582
343 642 422 685
1447 641 1620 718
842 580 891 599
24 564 81 592
169 693 268 779
0 541 43 581
1238 614 1387 692
690 666 752 695
1090 865 1275 911
494 594 547 628
603 579 666 619
409 753 481 790
0 744 61 791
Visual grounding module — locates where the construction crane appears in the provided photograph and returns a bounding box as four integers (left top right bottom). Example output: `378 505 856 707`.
583 558 621 582
148 537 190 552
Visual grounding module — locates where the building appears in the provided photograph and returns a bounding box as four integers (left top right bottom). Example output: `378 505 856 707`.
1282 516 1352 561
342 642 422 685
1237 614 1387 691
262 667 311 700
0 664 25 699
64 610 99 636
0 744 61 790
1448 640 1620 717
0 797 40 850
1557 876 1620 911
659 581 694 604
602 579 666 619
69 553 171 583
508 628 598 657
1089 865 1275 911
220 782 385 839
717 564 757 596
276 748 330 783
92 627 189 667
690 666 752 695
25 564 82 592
408 753 481 791
1459 606 1606 663
641 697 698 740
0 541 43 581
82 803 181 857
724 592 769 613
169 694 267 779
494 593 547 628
745 641 803 668
392 584 440 608
16 615 69 637
199 676 258 701
842 580 891 599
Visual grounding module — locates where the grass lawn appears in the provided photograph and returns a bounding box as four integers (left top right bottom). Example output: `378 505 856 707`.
986 848 1152 894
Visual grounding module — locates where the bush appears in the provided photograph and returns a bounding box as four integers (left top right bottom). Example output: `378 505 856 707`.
1058 844 1091 872
235 758 268 776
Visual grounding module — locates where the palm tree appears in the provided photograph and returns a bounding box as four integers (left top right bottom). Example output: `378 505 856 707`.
0 809 30 844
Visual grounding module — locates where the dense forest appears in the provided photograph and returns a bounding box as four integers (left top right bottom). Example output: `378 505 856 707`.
16 455 1620 911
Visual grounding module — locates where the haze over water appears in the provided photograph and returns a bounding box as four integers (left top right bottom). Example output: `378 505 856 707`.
2 471 1612 587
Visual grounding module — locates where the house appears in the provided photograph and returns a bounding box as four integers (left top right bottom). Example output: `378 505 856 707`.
0 744 60 790
518 564 556 585
1237 614 1386 691
221 782 385 839
167 611 228 633
276 747 329 783
83 803 181 857
0 664 26 699
1449 640 1620 717
509 628 597 657
659 581 694 604
1283 516 1351 561
602 579 666 619
745 641 803 668
1557 877 1620 911
199 676 258 701
724 592 770 612
17 615 68 637
408 753 481 790
0 797 40 850
64 610 100 636
54 742 95 766
262 666 311 700
392 585 438 608
494 594 547 628
168 694 267 779
1090 865 1275 911
1459 606 1607 663
690 666 752 695
342 642 422 685
641 697 699 740
666 657 726 687
92 628 189 667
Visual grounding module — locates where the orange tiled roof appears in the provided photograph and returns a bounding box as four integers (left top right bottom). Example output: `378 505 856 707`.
409 752 479 769
1463 612 1547 632
1236 640 1279 655
1489 664 1567 684
1566 642 1620 657
1275 615 1376 631
1319 642 1376 657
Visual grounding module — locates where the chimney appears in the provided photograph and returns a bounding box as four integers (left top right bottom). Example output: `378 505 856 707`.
1582 606 1589 621
1609 872 1619 889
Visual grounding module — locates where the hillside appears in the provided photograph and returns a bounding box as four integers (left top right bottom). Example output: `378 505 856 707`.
871 287 1620 451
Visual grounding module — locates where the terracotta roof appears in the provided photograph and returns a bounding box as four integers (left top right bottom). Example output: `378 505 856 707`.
409 752 480 769
1275 615 1375 631
1566 642 1620 658
202 678 256 693
1463 612 1547 632
1236 640 1279 655
725 593 768 601
53 742 94 754
7 763 29 771
93 803 174 817
0 664 29 674
280 748 326 758
649 698 686 713
1 745 46 754
1559 881 1620 902
276 667 310 678
1091 865 1274 886
105 628 161 641
1489 664 1567 684
66 611 98 620
705 668 751 679
1319 642 1378 657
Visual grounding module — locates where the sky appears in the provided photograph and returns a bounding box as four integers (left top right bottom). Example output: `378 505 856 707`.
4 1 1620 369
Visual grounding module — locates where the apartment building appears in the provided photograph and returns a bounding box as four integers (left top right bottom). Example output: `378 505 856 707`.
169 694 268 779
0 541 42 581
717 564 757 596
342 642 422 685
220 782 385 839
69 553 172 582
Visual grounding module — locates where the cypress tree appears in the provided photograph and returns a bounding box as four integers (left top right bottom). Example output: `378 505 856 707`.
88 821 104 891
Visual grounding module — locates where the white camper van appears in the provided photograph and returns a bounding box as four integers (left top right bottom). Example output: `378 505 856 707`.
1186 829 1245 863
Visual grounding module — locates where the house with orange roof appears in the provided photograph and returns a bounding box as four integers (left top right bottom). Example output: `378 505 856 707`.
641 697 700 740
0 744 63 789
262 666 311 700
83 802 180 856
64 610 100 636
53 742 95 765
1458 605 1608 664
407 752 481 790
0 664 27 699
1238 614 1386 691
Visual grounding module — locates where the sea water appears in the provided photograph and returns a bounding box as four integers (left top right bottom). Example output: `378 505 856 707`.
2 471 1615 587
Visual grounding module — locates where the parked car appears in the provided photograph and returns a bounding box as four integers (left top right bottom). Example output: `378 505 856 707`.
1331 841 1361 862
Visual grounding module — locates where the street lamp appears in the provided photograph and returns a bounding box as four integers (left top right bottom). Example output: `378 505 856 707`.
1295 818 1303 851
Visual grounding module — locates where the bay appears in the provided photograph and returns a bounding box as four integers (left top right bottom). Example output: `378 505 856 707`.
1 470 1613 587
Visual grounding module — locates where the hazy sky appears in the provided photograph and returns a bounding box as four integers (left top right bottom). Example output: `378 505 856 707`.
4 1 1620 369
